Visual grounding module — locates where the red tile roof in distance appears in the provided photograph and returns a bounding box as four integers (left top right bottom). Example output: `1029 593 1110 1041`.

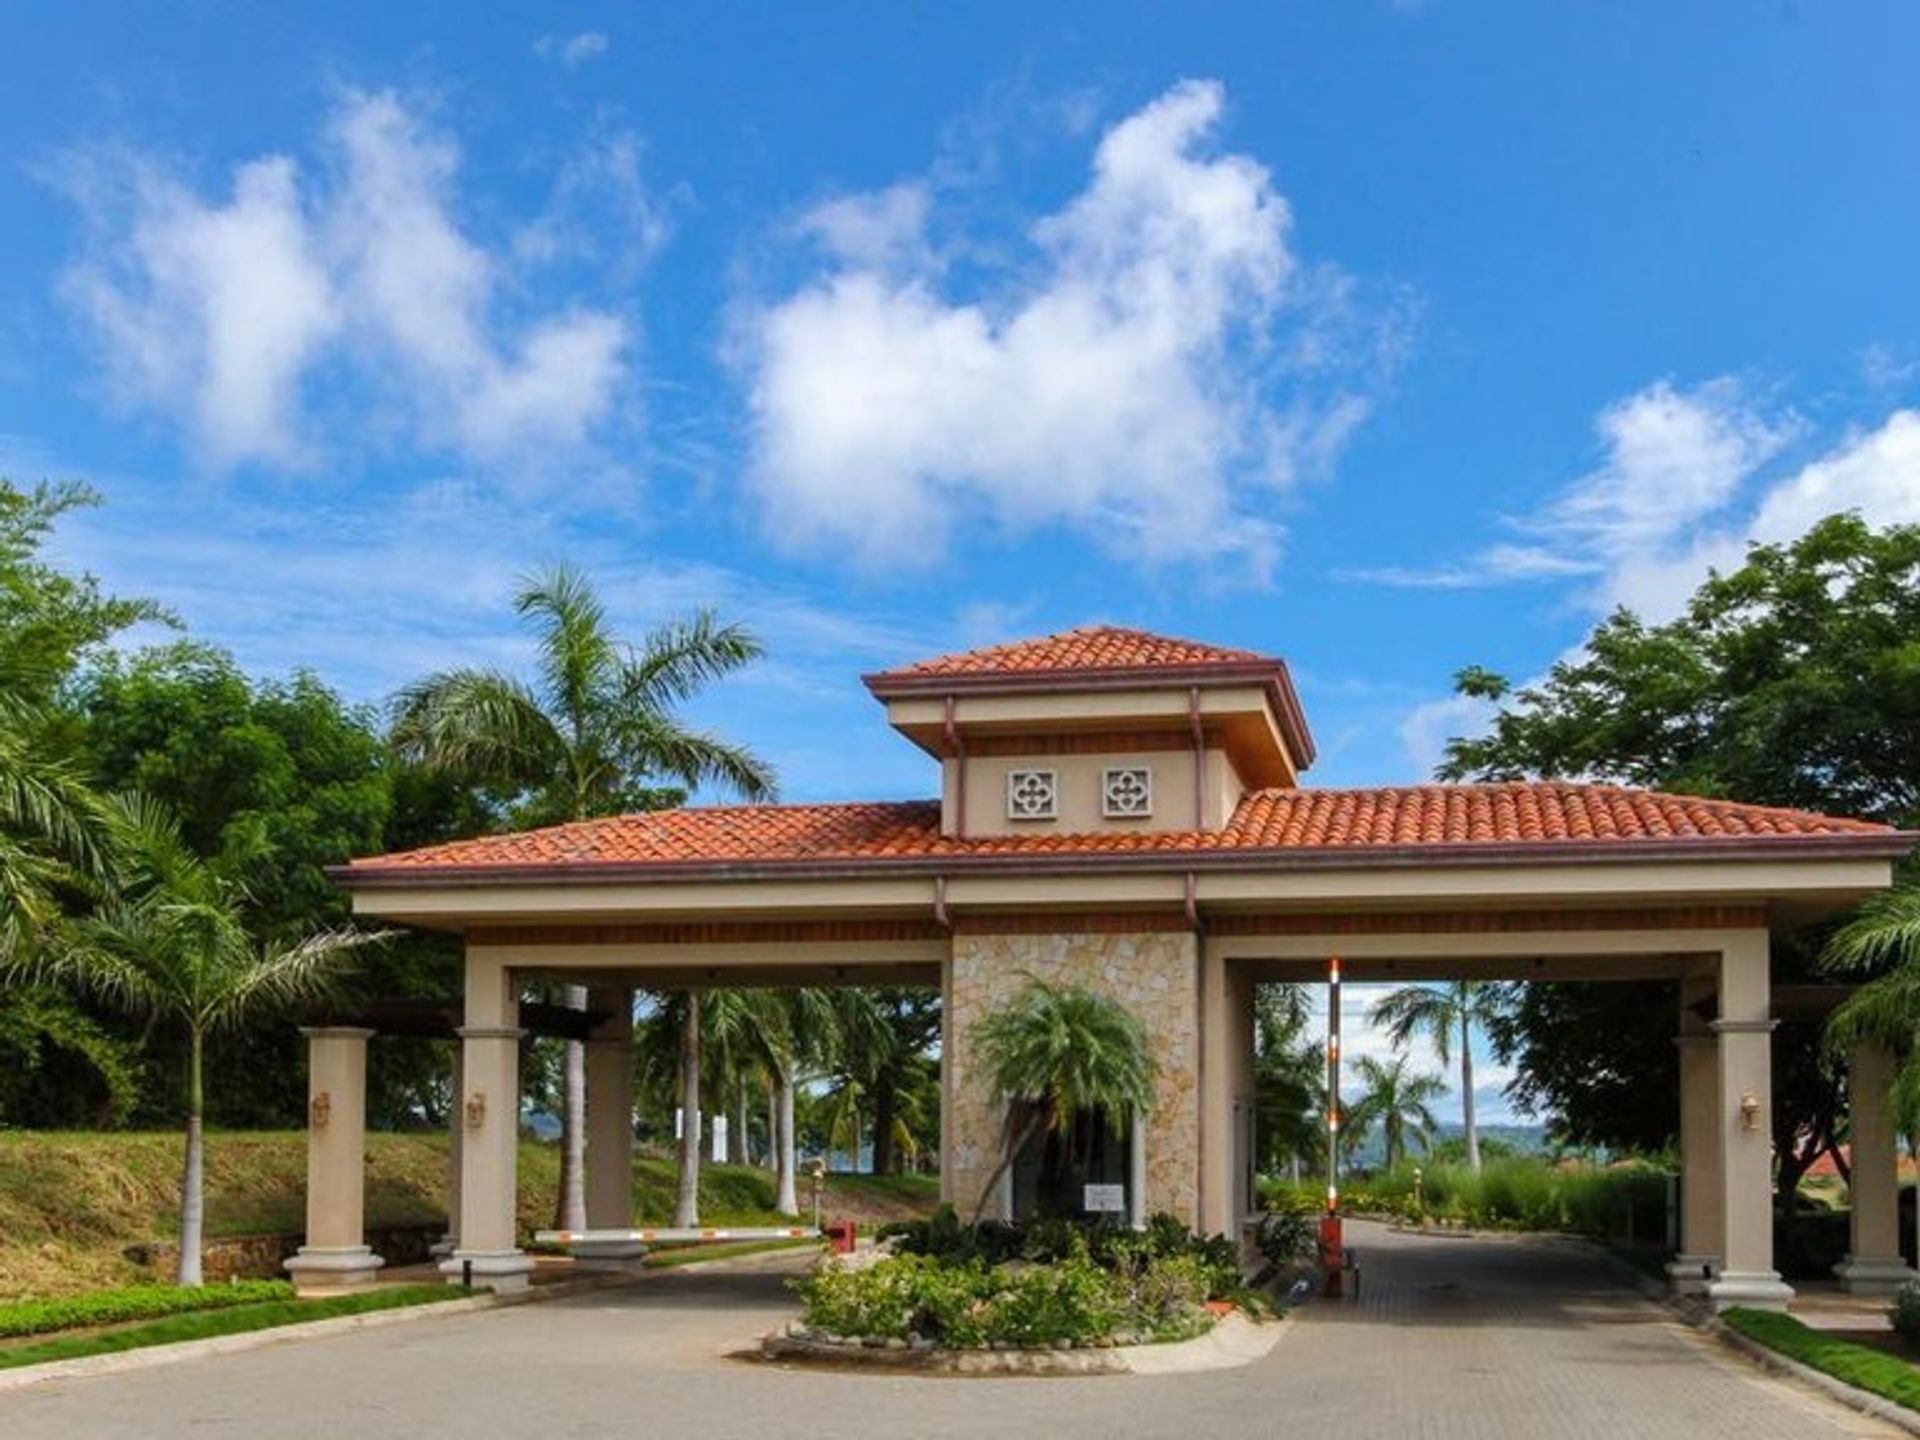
862 625 1318 768
341 782 1905 881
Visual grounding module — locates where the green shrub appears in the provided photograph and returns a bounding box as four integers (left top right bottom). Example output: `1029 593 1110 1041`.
1253 1208 1316 1268
0 1280 297 1340
1891 1282 1920 1348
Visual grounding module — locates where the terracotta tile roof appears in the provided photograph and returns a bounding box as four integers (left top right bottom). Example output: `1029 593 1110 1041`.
341 783 1899 877
867 626 1271 682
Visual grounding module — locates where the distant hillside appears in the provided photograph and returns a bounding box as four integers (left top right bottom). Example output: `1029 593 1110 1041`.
0 1131 937 1301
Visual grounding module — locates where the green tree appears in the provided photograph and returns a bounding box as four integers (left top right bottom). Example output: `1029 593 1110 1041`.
1437 514 1920 1176
0 478 164 1122
1370 981 1509 1171
391 564 775 1231
967 977 1157 1223
1252 984 1321 1180
1344 1054 1446 1172
40 795 385 1284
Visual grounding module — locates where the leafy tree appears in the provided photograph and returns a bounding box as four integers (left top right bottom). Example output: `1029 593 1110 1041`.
68 643 408 1128
1252 984 1321 1180
967 978 1156 1223
1370 981 1510 1171
1344 1054 1446 1172
1438 515 1920 1179
39 795 384 1284
391 565 775 1230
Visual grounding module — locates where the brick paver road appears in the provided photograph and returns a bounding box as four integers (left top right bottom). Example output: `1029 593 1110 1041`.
0 1222 1897 1438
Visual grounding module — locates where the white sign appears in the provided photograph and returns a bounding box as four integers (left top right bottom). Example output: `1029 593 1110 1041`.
1083 1184 1127 1214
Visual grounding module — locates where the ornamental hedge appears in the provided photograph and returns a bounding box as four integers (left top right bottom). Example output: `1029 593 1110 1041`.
0 1280 297 1340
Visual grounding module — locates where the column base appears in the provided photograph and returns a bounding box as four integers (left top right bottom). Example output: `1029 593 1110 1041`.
1665 1255 1720 1296
1834 1255 1920 1295
1705 1270 1795 1312
569 1240 649 1262
284 1245 385 1291
439 1249 536 1292
428 1232 457 1259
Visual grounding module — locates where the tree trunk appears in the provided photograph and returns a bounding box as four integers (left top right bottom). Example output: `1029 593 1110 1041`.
178 1031 205 1287
736 1086 751 1169
673 990 702 1228
1461 1011 1481 1173
776 1069 799 1216
871 1064 899 1176
756 1082 771 1175
970 1109 1045 1225
555 984 587 1231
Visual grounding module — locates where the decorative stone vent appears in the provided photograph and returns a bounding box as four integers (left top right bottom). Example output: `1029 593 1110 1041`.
1102 766 1153 818
1006 769 1058 820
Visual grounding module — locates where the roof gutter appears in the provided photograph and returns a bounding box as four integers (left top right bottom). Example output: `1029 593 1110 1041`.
331 829 1920 890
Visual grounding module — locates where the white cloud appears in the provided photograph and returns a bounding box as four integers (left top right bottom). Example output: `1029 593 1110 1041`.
533 32 610 67
735 79 1384 572
59 91 635 470
1383 384 1920 775
1350 379 1795 604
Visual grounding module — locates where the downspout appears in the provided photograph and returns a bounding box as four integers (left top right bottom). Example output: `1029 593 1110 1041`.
932 875 951 931
1189 686 1206 832
944 695 967 840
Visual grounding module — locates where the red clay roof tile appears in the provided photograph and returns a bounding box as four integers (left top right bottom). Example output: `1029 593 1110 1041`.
868 625 1270 680
343 782 1895 876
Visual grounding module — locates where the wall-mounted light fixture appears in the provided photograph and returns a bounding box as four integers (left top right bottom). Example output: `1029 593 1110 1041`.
309 1091 332 1130
464 1091 487 1132
1739 1091 1762 1132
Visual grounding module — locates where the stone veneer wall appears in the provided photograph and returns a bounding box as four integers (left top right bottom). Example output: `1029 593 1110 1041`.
944 930 1200 1226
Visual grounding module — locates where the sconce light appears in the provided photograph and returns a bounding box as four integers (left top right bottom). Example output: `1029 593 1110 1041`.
309 1091 332 1131
1739 1091 1761 1132
464 1091 487 1132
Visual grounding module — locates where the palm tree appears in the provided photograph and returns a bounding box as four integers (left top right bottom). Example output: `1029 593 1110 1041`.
1370 981 1507 1171
967 977 1157 1223
1344 1054 1447 1172
391 565 775 1230
42 795 385 1284
0 685 110 960
1822 881 1920 1256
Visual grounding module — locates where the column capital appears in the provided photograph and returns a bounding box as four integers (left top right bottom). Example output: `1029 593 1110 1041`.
300 1025 376 1041
457 1025 528 1040
1709 1018 1778 1035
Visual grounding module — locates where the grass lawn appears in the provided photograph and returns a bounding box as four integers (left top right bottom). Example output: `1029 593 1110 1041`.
1723 1308 1920 1412
0 1285 464 1372
0 1130 937 1300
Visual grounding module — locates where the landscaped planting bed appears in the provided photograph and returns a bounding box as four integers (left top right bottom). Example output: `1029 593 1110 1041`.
784 1210 1262 1356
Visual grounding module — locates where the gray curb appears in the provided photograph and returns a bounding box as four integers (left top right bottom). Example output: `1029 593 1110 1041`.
0 1272 625 1395
759 1310 1288 1378
1710 1324 1920 1438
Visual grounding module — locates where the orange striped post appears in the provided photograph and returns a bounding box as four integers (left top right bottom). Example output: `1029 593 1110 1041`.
1321 955 1345 1297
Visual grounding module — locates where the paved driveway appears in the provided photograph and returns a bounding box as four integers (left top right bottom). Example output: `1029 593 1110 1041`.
0 1223 1898 1439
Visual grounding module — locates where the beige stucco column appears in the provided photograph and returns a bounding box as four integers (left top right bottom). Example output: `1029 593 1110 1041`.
431 1044 464 1259
1836 1040 1918 1293
440 948 534 1290
285 1027 385 1290
1198 946 1257 1238
573 985 643 1260
1704 932 1793 1311
1668 972 1723 1295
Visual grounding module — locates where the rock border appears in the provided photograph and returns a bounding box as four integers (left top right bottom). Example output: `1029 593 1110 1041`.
759 1310 1286 1377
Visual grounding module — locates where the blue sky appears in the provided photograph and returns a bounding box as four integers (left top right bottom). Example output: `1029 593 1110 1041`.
6 4 1919 1122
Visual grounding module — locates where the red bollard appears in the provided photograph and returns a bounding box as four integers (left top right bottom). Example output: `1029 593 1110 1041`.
825 1219 858 1255
1318 1214 1345 1298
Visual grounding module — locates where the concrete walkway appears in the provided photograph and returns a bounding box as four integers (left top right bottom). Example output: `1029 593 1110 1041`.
0 1225 1901 1438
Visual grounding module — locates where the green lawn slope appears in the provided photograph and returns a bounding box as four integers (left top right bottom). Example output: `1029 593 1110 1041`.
0 1131 938 1300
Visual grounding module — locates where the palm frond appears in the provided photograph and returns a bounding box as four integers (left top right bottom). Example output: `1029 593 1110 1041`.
208 926 391 1031
390 669 562 790
514 564 617 733
624 611 765 709
1823 884 1920 975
